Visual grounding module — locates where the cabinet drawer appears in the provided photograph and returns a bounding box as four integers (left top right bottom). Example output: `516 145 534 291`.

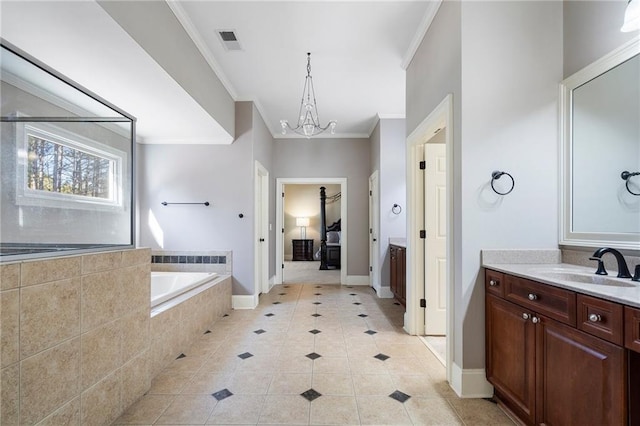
625 306 640 353
485 269 505 298
577 294 623 345
504 275 576 326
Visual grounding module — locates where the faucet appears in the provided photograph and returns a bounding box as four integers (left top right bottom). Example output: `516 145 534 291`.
589 248 632 278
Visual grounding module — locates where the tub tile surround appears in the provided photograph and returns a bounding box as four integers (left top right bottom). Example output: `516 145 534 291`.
151 250 232 275
0 248 152 425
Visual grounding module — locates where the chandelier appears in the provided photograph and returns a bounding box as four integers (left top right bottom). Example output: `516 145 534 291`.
280 52 336 138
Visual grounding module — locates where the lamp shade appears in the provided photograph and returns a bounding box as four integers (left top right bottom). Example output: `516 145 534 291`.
296 217 310 227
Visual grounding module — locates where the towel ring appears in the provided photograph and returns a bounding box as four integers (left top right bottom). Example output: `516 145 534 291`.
621 171 640 196
392 204 402 215
491 171 515 195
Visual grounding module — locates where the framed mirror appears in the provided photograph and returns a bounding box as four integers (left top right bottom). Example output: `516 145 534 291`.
560 37 640 250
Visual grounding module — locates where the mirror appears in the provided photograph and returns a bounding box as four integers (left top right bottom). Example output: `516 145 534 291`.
560 38 640 250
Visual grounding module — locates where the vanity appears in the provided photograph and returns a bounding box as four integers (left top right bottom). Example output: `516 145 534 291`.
484 262 640 425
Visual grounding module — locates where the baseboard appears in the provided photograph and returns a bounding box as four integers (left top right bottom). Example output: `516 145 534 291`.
345 275 369 286
374 286 394 298
450 363 494 398
232 294 259 309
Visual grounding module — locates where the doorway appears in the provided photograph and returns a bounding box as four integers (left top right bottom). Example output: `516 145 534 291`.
275 178 348 285
406 94 453 381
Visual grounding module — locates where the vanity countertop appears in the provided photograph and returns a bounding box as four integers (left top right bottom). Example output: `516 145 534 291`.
483 262 640 309
389 238 406 248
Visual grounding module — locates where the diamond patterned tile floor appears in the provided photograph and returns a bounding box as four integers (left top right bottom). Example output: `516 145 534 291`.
113 283 515 425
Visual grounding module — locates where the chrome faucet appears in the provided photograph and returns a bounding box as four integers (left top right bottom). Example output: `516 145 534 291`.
589 248 632 278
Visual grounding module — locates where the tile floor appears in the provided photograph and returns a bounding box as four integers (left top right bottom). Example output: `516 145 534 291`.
114 282 515 425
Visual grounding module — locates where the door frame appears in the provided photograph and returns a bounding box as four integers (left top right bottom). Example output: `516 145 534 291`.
405 94 454 383
275 177 348 285
369 170 380 291
254 161 270 295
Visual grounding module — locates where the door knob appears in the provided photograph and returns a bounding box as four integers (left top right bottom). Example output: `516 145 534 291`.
259 238 265 242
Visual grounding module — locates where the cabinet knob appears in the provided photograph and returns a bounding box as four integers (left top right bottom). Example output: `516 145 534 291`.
528 293 538 301
522 313 530 320
489 280 498 287
531 316 540 324
588 313 602 323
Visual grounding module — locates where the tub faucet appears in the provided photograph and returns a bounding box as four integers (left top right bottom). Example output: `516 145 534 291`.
589 248 632 278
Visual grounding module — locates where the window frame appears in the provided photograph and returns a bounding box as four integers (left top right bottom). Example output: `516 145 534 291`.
16 121 126 211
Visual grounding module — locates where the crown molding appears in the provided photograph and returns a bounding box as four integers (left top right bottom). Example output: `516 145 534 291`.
401 0 442 70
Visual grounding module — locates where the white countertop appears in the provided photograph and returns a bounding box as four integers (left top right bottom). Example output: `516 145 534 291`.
483 262 640 309
389 238 406 248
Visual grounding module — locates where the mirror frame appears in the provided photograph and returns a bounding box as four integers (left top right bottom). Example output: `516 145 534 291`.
560 36 640 251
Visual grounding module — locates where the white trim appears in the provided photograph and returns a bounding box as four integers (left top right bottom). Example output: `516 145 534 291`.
450 363 494 398
345 275 369 286
254 161 270 296
405 94 454 386
401 0 443 70
275 177 348 286
166 1 238 100
559 36 640 251
232 294 259 310
375 286 394 299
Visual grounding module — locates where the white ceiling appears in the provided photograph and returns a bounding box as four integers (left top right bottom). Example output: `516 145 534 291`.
172 1 435 138
0 1 438 143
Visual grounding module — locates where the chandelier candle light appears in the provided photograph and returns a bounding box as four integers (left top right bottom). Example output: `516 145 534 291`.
280 52 337 138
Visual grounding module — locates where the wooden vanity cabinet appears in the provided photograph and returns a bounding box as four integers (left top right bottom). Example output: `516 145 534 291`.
485 269 627 426
390 244 406 306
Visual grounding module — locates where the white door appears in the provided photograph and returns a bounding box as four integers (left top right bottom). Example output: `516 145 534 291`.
255 162 269 294
425 143 447 335
369 171 380 289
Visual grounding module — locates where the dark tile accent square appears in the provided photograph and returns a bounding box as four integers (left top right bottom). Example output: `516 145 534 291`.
315 286 322 288
211 256 219 264
358 314 368 318
187 256 195 263
311 313 322 317
364 330 377 335
219 256 227 264
179 256 187 264
238 352 253 359
162 256 170 263
254 329 266 334
349 293 357 296
204 330 211 334
212 389 233 401
353 302 362 305
265 313 275 317
374 353 390 361
389 390 411 403
273 301 281 305
394 302 401 306
284 285 290 288
306 352 322 360
196 256 203 264
301 388 322 402
308 329 322 335
170 256 179 263
176 353 186 359
203 256 212 264
223 314 229 317
312 302 322 305
279 293 287 296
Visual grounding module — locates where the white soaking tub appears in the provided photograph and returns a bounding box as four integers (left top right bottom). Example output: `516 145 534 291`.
150 271 219 314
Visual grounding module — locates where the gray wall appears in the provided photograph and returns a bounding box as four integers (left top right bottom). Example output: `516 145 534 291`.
274 138 371 276
370 119 407 290
407 0 563 372
563 0 637 78
98 0 235 138
137 102 273 295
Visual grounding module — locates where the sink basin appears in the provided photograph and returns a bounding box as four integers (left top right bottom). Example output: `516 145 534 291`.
537 271 636 288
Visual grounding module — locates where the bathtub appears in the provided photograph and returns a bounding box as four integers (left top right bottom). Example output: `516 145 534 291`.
150 271 219 315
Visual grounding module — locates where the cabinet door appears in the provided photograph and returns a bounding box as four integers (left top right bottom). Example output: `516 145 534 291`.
390 246 398 297
536 316 626 426
486 295 536 424
398 247 406 305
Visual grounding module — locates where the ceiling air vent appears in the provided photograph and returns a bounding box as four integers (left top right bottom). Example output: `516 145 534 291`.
217 30 242 51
